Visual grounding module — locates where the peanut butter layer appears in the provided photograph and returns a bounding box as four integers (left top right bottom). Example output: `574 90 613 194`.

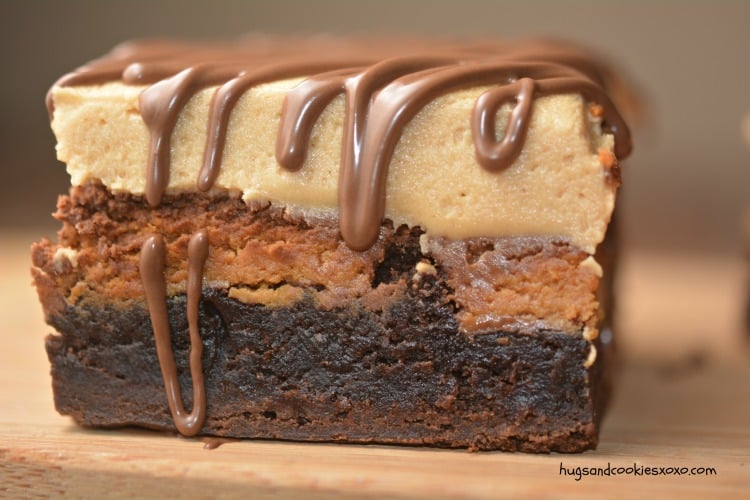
51 82 617 254
425 236 600 334
32 181 602 335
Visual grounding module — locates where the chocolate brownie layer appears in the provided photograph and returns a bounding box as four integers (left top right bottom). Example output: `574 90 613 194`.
45 278 609 453
33 182 611 452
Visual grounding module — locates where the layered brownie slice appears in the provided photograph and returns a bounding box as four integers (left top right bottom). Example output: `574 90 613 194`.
33 36 632 452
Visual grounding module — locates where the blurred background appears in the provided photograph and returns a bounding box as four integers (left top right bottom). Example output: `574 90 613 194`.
0 0 748 256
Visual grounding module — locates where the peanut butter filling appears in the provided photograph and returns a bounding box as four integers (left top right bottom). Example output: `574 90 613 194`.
32 182 602 335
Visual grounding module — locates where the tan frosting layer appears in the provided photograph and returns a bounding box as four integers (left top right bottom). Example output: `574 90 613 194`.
52 81 616 253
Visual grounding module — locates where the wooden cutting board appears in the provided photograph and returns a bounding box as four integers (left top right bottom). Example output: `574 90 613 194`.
2 232 749 498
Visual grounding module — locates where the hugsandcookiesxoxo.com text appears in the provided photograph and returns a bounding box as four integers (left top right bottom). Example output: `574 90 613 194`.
559 462 717 481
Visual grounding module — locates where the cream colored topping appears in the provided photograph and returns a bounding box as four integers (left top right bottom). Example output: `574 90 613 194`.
51 81 617 253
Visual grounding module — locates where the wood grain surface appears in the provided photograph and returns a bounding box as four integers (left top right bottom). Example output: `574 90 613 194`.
2 232 749 498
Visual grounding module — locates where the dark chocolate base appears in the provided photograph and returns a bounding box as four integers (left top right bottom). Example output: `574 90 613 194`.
46 276 608 453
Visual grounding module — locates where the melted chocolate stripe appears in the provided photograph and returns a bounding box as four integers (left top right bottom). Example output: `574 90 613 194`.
343 57 456 166
472 77 537 171
199 60 369 191
338 59 460 250
470 72 634 171
140 63 267 206
276 69 360 171
139 231 208 436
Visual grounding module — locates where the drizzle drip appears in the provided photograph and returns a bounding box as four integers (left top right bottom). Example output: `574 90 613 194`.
139 230 209 436
200 437 237 450
50 36 632 250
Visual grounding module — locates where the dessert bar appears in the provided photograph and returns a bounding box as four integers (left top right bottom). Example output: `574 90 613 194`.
33 36 632 452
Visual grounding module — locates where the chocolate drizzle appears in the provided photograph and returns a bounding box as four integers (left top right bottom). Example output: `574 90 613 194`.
139 230 209 436
49 36 632 251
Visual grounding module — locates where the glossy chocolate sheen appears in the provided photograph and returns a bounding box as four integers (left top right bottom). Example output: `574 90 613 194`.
48 36 632 251
140 231 209 436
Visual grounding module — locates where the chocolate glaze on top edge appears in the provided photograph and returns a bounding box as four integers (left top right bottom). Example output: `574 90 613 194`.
48 36 632 251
